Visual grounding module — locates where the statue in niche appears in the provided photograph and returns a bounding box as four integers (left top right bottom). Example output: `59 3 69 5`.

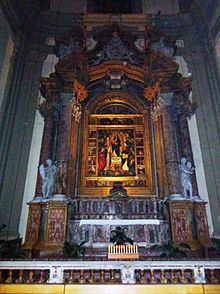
179 157 195 199
39 159 57 199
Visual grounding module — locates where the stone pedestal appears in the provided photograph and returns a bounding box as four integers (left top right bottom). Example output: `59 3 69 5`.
24 197 68 251
168 199 199 249
168 199 212 250
23 201 41 249
194 201 212 248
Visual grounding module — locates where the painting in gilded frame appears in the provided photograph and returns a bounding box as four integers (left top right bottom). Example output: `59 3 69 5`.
97 129 135 177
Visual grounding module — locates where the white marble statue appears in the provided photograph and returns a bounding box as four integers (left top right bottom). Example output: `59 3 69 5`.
39 159 56 199
179 157 195 198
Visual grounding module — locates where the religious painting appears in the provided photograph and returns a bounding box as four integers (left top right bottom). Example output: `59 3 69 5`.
80 99 154 196
97 129 135 177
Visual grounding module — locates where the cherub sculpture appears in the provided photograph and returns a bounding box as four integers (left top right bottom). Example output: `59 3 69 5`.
179 157 195 198
39 159 56 199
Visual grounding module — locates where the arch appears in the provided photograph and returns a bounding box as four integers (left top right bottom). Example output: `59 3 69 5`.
85 90 149 114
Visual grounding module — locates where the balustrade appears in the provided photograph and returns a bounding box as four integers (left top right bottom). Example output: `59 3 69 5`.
0 260 220 284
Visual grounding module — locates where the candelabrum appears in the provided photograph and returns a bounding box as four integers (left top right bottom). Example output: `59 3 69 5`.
108 244 139 260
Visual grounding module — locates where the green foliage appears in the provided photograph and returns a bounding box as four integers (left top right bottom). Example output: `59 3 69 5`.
150 241 191 258
63 241 86 258
0 238 22 259
110 226 133 245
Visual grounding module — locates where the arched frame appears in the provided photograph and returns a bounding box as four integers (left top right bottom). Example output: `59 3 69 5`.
77 91 156 197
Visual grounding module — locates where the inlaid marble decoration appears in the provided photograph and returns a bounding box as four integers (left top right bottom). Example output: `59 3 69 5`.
48 208 66 243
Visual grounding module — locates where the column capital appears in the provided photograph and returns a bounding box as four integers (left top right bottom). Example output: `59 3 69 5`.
60 92 74 107
151 93 174 120
160 92 174 105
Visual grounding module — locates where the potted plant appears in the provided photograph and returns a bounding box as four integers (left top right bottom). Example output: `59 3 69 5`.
63 241 86 258
110 226 133 245
150 241 191 258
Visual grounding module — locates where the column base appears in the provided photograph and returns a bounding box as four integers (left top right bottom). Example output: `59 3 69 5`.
51 194 67 201
168 194 185 200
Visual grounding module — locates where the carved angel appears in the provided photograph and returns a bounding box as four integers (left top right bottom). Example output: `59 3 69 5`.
179 157 194 198
39 159 56 199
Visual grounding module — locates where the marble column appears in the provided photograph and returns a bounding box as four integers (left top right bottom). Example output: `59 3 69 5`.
159 93 182 197
35 99 55 197
54 93 73 197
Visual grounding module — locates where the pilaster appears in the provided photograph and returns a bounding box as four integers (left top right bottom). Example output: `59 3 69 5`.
0 40 47 239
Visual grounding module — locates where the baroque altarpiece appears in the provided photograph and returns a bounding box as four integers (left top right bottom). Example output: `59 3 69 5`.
24 18 211 257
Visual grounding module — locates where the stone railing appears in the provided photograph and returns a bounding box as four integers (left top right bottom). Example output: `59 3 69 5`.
0 260 220 284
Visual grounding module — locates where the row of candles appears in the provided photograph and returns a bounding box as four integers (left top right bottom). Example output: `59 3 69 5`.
108 244 138 254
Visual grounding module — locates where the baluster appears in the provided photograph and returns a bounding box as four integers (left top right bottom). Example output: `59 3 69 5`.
140 269 145 284
110 269 115 284
171 270 175 283
68 270 74 284
15 270 24 283
100 270 105 284
180 269 186 284
161 269 167 284
117 269 121 284
27 271 34 283
79 270 85 284
175 270 181 283
209 269 218 284
5 270 13 283
150 269 156 284
190 269 195 283
38 270 44 284
174 270 179 283
89 270 94 284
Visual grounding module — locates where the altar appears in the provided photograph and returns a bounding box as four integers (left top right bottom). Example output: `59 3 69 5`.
23 19 212 257
79 219 162 226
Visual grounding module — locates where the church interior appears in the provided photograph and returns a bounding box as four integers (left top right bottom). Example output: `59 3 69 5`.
0 0 220 293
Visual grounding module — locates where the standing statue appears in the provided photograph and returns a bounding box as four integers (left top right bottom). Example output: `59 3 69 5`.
179 157 195 198
39 159 57 199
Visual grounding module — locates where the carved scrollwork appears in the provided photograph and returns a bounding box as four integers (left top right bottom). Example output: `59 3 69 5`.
73 79 88 102
144 81 160 102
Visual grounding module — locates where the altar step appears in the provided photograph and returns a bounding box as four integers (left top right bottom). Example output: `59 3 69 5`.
1 284 220 294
